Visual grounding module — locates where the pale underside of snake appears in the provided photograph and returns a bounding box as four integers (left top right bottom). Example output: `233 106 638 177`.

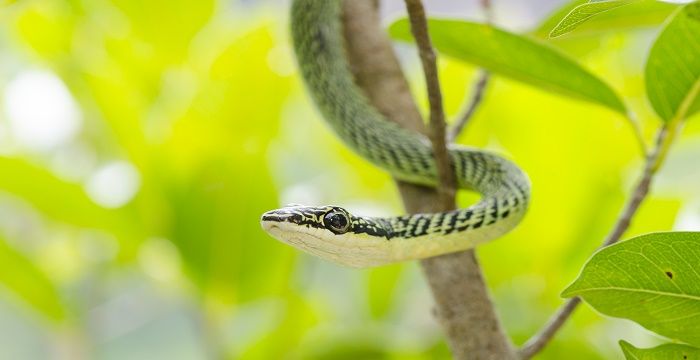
260 0 531 268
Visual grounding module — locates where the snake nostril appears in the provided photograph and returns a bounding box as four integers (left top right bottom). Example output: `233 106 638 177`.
262 214 281 222
262 210 296 222
262 211 304 224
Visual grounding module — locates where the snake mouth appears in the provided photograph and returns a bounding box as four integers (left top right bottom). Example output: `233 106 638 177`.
261 221 354 265
260 221 279 232
261 221 324 252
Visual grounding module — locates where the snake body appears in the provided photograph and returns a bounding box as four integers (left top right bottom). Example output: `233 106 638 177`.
261 0 530 267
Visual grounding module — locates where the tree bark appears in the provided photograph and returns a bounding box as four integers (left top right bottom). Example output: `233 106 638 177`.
341 1 516 359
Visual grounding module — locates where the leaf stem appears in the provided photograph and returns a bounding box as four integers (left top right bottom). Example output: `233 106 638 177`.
626 111 649 157
652 76 699 171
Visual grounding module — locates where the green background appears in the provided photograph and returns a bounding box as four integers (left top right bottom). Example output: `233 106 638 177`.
0 0 698 359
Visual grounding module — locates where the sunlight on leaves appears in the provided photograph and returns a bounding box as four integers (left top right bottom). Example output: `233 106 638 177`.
536 0 677 38
388 19 627 114
550 1 636 38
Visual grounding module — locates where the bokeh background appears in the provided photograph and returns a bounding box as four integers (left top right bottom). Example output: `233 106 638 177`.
0 0 698 359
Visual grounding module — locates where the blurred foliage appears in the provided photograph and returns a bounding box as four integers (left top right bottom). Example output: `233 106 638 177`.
0 0 698 359
0 234 63 320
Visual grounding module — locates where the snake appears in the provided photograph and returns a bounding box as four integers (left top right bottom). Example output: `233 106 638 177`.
260 0 531 268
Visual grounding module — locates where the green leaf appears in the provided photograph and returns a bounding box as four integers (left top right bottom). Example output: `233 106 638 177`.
646 2 700 122
563 232 700 346
0 236 64 320
620 340 700 360
388 19 627 114
535 0 678 39
550 1 635 38
536 0 588 37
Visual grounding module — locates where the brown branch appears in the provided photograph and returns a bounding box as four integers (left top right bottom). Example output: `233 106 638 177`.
420 251 516 359
341 1 516 358
449 71 491 142
342 0 425 135
518 125 670 359
404 0 456 209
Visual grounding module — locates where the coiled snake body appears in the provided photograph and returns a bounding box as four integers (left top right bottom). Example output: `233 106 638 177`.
261 0 530 267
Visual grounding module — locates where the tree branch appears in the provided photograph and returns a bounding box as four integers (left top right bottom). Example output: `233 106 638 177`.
341 1 515 358
449 71 491 142
518 124 671 359
403 0 455 209
420 251 516 359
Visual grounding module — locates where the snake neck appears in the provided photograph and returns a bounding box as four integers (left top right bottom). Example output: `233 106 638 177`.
291 0 435 183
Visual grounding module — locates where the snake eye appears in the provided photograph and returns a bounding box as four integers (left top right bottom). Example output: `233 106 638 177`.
323 211 350 234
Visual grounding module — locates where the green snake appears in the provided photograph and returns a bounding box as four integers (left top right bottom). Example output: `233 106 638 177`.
261 0 530 267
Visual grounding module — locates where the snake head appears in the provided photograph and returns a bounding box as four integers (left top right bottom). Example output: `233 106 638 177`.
261 205 350 233
260 205 391 267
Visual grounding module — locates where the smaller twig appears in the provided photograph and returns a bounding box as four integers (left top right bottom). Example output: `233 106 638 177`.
518 297 581 359
601 126 666 247
404 0 456 210
518 124 670 359
627 112 649 157
448 70 491 141
480 0 494 23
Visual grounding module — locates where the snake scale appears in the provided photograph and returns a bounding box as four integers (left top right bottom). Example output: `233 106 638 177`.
261 0 531 267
